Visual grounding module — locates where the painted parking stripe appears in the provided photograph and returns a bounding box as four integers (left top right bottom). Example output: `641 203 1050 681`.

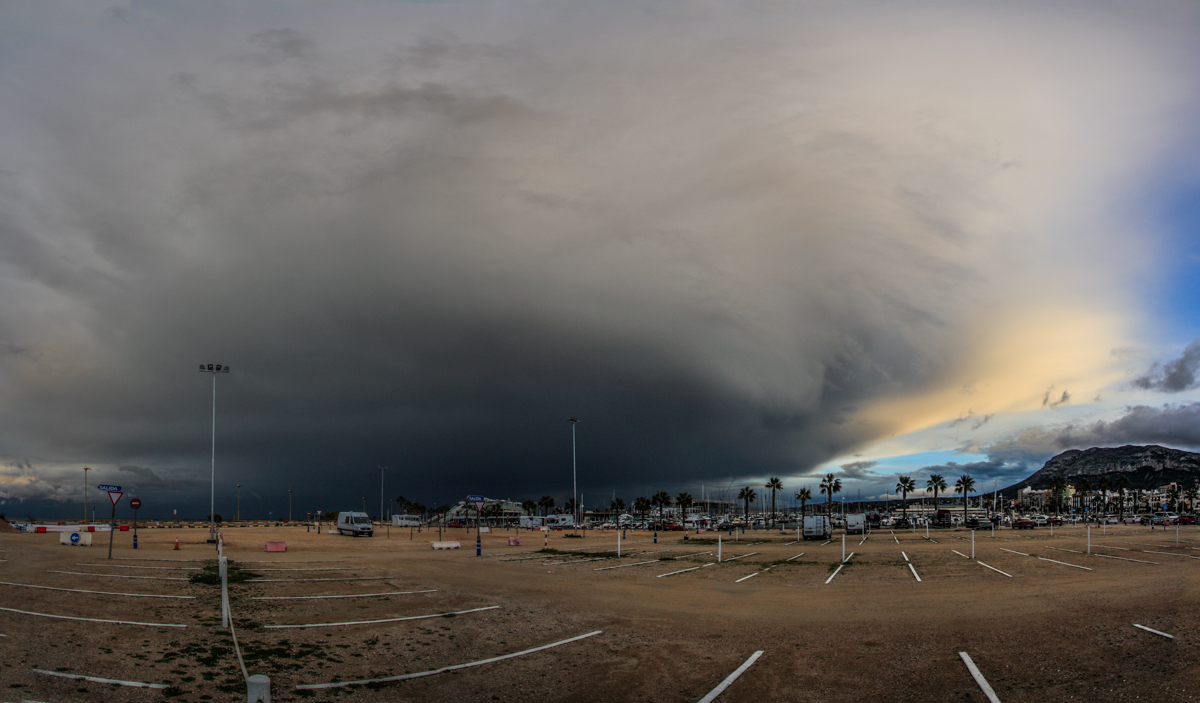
0 606 185 628
1094 554 1157 565
734 573 758 583
264 605 499 629
977 562 1012 578
908 564 922 582
32 669 168 689
824 565 844 584
0 581 195 599
47 571 188 581
958 652 1001 703
1133 624 1173 639
296 630 603 689
594 560 659 571
998 548 1029 557
697 651 764 703
252 590 436 600
657 566 702 578
1037 557 1092 571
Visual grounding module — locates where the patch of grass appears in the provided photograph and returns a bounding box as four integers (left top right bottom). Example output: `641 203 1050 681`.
189 563 261 585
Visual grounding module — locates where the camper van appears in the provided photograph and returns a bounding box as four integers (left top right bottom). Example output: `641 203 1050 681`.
337 511 374 536
519 515 545 529
803 515 832 540
391 514 422 527
543 514 575 529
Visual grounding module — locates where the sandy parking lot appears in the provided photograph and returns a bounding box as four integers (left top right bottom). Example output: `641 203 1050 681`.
2 522 1198 702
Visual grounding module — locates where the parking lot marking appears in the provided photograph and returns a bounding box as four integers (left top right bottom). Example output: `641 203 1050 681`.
0 606 186 628
697 650 764 703
785 552 805 562
264 605 499 629
908 564 922 582
820 540 832 546
1142 550 1200 560
253 590 437 600
252 576 394 582
0 580 195 599
1037 557 1092 571
951 550 970 559
891 532 899 544
783 540 799 546
594 560 659 571
1094 545 1131 551
977 562 1012 578
824 565 844 584
720 552 758 562
1045 546 1083 554
735 572 758 583
1133 624 1174 639
998 548 1029 557
842 552 855 563
74 563 202 570
295 630 604 689
244 567 361 572
1094 554 1157 565
958 652 1001 703
46 570 189 581
32 669 169 689
657 565 702 578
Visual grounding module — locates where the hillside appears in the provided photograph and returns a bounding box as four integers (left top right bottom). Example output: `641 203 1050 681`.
1001 445 1200 497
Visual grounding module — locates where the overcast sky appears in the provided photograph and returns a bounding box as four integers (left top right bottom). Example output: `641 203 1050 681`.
2 0 1200 520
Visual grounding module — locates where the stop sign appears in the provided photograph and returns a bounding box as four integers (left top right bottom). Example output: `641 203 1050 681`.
130 498 142 509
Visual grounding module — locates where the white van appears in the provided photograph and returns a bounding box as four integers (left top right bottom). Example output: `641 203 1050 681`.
845 514 866 535
519 516 545 529
337 512 374 536
391 514 422 527
803 515 832 540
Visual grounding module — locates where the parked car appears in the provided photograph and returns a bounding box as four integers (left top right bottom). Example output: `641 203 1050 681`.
1013 518 1036 530
892 517 912 529
1031 515 1049 526
1105 516 1120 524
1178 515 1199 525
1048 517 1064 526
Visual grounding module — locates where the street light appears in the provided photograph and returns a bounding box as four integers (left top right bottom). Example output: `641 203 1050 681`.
199 363 230 544
568 417 580 536
83 466 91 523
378 466 386 525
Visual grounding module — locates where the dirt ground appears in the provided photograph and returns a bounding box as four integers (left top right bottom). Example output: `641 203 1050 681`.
2 522 1198 702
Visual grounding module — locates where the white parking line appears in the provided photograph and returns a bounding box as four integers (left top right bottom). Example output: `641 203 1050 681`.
1142 551 1200 560
47 571 188 581
951 550 970 559
0 581 195 599
977 562 1012 578
1133 624 1173 639
720 553 758 562
32 669 169 689
657 566 702 578
295 630 603 689
1045 546 1083 554
958 652 1001 703
735 573 758 583
908 563 921 582
785 553 805 562
697 651 764 703
594 560 659 571
824 565 844 584
252 590 436 600
1094 554 1157 565
264 605 499 629
74 563 201 571
998 548 1029 557
1037 557 1092 571
0 606 185 628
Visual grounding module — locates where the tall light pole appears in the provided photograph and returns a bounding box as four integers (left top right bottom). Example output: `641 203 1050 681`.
83 466 90 523
199 363 230 544
378 466 387 524
288 489 293 523
568 417 580 536
236 484 241 522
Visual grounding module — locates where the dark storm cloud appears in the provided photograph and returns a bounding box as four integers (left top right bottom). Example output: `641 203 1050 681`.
836 461 879 480
917 457 1031 489
1055 403 1200 448
0 1 1193 518
1133 340 1200 392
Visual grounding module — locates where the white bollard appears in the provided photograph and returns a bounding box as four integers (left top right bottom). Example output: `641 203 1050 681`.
1087 526 1091 554
842 533 846 563
718 534 722 563
971 529 974 559
617 531 621 557
219 557 229 628
247 674 271 702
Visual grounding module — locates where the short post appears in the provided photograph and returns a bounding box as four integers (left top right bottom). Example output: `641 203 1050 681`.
219 557 229 628
133 506 139 549
1087 526 1091 554
107 501 116 559
617 530 621 557
971 529 975 559
246 674 271 703
653 529 657 544
476 505 482 557
718 533 722 563
842 533 846 562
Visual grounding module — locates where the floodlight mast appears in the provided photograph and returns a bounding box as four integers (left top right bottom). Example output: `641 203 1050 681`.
199 363 230 545
568 417 580 536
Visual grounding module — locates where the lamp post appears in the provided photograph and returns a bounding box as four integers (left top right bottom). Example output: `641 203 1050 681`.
568 417 580 536
236 484 241 522
378 466 386 525
83 466 90 523
288 489 293 523
199 363 230 544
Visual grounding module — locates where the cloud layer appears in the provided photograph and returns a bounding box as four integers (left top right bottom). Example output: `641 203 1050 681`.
1 1 1198 516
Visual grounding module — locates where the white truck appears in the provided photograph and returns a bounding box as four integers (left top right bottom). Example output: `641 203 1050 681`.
845 514 866 535
336 511 374 536
802 515 832 540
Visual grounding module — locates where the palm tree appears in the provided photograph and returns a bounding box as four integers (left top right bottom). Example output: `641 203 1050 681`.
820 474 842 517
652 491 672 528
1097 476 1111 513
796 487 812 519
1075 477 1092 515
895 476 915 516
1048 476 1068 516
521 499 538 516
1186 487 1198 513
738 487 756 520
633 496 651 526
1115 475 1130 518
954 474 976 525
609 497 626 517
676 492 692 522
927 474 947 521
764 477 783 528
538 495 555 517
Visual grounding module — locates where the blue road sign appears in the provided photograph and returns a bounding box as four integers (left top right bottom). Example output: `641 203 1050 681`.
467 495 484 502
97 484 122 492
70 532 80 544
